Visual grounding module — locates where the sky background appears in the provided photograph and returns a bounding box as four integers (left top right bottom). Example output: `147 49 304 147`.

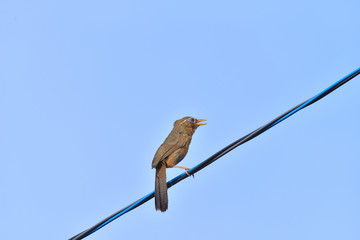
1 0 360 240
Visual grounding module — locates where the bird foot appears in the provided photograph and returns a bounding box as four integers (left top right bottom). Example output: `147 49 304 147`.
172 165 194 178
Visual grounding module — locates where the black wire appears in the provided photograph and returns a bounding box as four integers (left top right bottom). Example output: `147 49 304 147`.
70 67 360 240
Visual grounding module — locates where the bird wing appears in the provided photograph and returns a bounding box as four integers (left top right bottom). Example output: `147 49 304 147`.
151 131 190 168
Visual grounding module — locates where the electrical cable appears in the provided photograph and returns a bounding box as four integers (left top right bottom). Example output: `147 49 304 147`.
70 67 360 240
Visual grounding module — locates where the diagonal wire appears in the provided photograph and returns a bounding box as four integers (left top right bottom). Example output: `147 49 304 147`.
70 67 360 240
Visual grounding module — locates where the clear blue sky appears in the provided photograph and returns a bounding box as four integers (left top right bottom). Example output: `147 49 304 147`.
1 1 360 239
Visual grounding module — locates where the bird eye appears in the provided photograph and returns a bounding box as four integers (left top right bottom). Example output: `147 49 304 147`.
188 117 195 123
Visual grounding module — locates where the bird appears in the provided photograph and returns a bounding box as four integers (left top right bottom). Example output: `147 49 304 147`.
151 116 207 212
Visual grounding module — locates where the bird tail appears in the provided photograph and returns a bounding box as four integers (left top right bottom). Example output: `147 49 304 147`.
155 163 168 212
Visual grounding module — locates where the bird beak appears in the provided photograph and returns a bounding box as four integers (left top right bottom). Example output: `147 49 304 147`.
196 119 207 126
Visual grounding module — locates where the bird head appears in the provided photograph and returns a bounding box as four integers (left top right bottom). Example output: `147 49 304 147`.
174 116 207 130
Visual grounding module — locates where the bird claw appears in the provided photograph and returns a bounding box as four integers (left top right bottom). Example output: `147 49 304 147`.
185 169 195 178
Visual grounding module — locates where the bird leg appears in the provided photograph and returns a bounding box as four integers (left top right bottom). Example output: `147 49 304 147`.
172 166 193 177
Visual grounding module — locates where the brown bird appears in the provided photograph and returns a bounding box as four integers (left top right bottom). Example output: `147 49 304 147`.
152 116 207 212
